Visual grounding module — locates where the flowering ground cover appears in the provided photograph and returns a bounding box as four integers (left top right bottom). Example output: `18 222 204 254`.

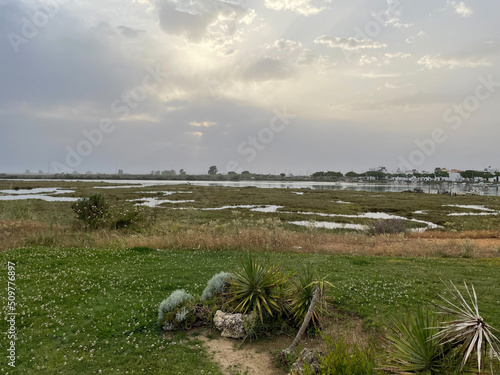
1 246 499 374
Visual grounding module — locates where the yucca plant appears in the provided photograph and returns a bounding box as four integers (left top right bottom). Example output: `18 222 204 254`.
288 268 329 328
386 308 454 374
228 257 288 322
431 281 500 374
286 275 332 354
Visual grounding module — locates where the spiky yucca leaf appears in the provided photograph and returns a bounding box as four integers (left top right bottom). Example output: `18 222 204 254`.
387 308 449 374
228 257 286 322
289 268 322 327
431 281 500 374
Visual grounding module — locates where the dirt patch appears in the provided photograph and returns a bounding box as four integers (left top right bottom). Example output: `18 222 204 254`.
198 333 286 375
195 311 377 375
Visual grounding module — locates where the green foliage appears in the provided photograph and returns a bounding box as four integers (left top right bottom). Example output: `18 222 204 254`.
312 171 344 179
71 193 108 229
228 257 287 322
201 271 232 301
370 218 406 235
432 281 500 374
288 267 327 328
208 165 218 175
71 194 143 229
386 308 456 374
311 334 377 375
273 348 298 372
110 205 142 229
158 289 194 330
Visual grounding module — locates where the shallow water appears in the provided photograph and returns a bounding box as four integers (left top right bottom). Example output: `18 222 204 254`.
0 188 74 195
289 221 367 230
131 198 195 207
12 179 500 196
0 194 78 202
444 204 496 212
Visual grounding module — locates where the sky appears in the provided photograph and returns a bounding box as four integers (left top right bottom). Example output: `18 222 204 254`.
0 0 499 175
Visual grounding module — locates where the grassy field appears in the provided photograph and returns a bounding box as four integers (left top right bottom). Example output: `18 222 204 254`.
1 246 500 374
1 180 499 255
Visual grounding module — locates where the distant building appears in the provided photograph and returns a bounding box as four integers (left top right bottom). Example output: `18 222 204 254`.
448 172 463 182
434 167 448 173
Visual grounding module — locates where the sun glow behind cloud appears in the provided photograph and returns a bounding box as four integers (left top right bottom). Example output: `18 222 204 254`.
0 0 499 174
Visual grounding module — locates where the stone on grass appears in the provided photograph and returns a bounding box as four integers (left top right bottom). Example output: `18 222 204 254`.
213 310 247 339
290 348 322 375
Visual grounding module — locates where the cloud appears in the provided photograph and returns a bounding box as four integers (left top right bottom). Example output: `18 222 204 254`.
264 0 330 16
189 121 216 127
417 54 491 69
361 72 401 79
157 0 256 54
117 25 146 38
266 39 325 66
384 53 412 59
382 52 412 65
314 36 387 51
359 55 377 65
447 1 473 17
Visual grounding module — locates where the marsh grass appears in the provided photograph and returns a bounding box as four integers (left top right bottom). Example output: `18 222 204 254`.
0 181 499 256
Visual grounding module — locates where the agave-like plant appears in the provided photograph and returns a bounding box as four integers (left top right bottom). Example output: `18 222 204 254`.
431 281 500 374
228 257 287 322
288 268 330 328
386 308 451 374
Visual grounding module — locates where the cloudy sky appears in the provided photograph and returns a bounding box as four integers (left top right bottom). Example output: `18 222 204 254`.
1 0 499 175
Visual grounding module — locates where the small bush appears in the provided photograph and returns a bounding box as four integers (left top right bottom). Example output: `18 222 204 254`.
228 257 288 322
71 194 108 229
274 348 298 372
111 206 142 229
311 334 377 375
201 272 232 301
370 218 406 235
72 194 143 229
158 289 194 330
288 267 326 328
386 309 454 374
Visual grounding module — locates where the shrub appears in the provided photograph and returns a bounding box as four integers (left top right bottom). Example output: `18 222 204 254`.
432 281 500 374
110 205 142 229
288 267 327 328
370 218 406 235
228 257 289 322
201 272 232 301
310 334 377 375
386 308 456 374
71 194 108 229
72 194 143 229
157 289 194 330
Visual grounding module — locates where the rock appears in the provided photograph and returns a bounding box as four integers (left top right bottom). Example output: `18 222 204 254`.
213 310 247 339
290 348 322 375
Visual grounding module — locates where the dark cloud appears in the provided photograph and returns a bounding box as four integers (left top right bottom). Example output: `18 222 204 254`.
157 0 255 54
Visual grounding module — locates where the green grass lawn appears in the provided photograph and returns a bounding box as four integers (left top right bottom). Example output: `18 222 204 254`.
1 247 500 374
